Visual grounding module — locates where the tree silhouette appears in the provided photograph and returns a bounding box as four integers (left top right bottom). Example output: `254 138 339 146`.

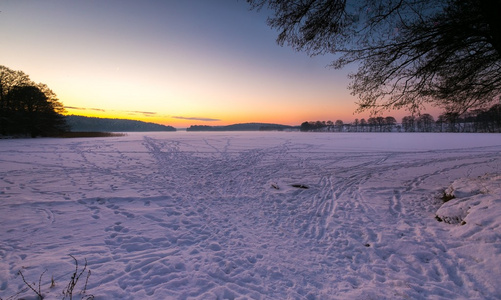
359 118 367 132
0 66 67 137
476 104 501 132
384 117 397 132
416 114 435 132
436 112 461 132
248 0 501 115
401 116 416 132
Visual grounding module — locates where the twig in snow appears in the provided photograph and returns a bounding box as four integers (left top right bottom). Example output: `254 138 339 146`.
62 255 90 300
18 269 46 300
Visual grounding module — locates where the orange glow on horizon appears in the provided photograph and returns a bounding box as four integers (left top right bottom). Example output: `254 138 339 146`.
3 1 446 133
64 101 442 130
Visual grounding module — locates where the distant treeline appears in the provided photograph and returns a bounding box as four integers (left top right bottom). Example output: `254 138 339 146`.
187 123 296 132
300 104 501 133
66 115 176 132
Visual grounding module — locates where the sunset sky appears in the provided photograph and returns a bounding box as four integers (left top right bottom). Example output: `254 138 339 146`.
0 1 438 128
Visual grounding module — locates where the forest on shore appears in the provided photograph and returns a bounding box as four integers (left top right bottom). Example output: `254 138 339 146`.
300 105 501 133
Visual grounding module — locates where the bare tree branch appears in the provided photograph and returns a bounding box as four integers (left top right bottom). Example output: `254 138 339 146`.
248 0 501 114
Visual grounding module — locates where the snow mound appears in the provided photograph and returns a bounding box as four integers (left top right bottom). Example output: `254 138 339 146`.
435 174 501 297
436 174 501 232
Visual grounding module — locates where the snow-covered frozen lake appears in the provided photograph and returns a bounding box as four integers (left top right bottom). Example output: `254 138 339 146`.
1 132 500 299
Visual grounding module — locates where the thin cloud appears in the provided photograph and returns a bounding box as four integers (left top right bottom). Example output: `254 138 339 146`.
126 111 158 117
173 116 221 122
131 111 157 116
65 106 157 117
65 106 106 112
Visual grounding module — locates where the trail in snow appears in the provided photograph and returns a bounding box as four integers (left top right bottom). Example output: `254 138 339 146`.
0 132 500 299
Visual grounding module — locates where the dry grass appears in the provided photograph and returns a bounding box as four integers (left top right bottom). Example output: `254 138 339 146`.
1 255 94 300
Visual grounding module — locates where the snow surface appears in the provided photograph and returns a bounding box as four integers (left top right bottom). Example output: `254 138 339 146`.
0 132 500 300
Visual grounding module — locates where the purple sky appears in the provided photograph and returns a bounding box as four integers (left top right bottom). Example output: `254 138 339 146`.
0 1 434 127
